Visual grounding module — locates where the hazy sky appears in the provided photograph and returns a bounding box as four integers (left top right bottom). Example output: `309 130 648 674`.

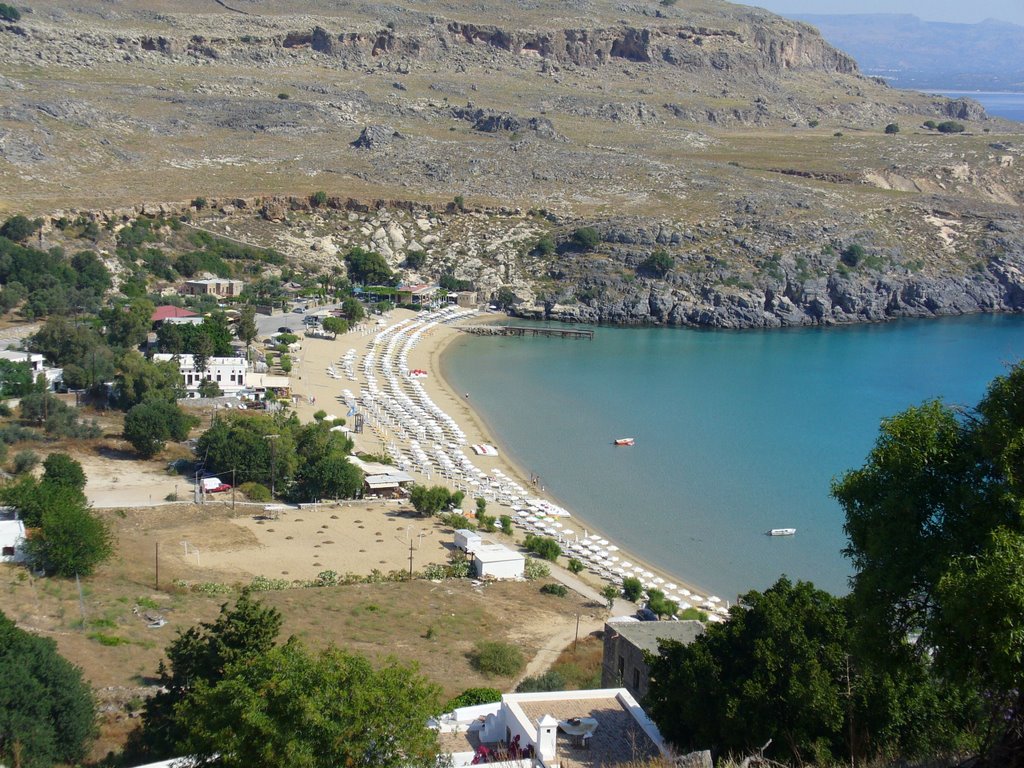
746 0 1024 26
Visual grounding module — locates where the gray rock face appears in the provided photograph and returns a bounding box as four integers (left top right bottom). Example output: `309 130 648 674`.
451 107 557 138
351 124 403 149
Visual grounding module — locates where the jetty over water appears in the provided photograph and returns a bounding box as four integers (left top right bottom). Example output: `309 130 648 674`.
461 325 594 340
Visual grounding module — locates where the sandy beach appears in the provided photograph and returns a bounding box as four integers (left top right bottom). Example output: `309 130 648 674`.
246 307 730 615
280 307 733 614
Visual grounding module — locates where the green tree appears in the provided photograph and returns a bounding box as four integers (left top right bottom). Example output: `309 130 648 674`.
0 215 38 242
645 588 678 618
70 250 112 294
101 297 155 349
0 610 95 768
344 248 396 286
647 578 847 764
310 190 328 208
0 475 87 528
409 484 456 516
173 640 441 768
923 120 938 129
340 297 365 323
196 412 299 489
568 557 584 574
834 363 1024 760
114 352 184 408
42 453 87 492
884 122 900 135
236 304 258 354
133 591 283 761
27 317 104 368
292 453 363 501
23 496 112 577
622 576 643 602
404 250 427 269
124 400 198 457
197 379 222 398
0 359 35 398
840 243 866 267
937 120 966 134
321 316 348 337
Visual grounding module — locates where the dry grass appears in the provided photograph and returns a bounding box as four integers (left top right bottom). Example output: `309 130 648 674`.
2 498 598 761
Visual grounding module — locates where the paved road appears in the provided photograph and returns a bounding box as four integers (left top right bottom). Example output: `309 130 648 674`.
254 302 343 338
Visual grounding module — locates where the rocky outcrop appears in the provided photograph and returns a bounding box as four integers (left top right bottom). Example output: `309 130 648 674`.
351 125 403 150
450 107 557 138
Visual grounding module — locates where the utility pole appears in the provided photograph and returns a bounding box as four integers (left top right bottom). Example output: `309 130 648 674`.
264 434 280 497
155 542 159 590
231 467 236 511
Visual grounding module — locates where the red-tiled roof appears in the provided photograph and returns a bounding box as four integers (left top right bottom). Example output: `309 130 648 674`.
151 305 199 323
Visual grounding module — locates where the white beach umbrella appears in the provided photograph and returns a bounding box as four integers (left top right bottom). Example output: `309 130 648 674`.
665 583 677 591
707 596 722 604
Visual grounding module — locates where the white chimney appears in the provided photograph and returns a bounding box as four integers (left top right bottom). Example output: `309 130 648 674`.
537 714 559 762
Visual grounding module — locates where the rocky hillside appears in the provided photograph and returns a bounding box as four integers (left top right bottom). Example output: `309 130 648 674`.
3 0 1024 328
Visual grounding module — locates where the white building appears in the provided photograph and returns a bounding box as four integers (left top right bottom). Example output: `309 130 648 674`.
432 688 667 767
0 517 27 563
0 349 63 390
153 354 249 397
472 543 525 580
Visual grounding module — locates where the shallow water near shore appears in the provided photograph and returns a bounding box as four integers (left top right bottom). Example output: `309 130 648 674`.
443 313 1024 598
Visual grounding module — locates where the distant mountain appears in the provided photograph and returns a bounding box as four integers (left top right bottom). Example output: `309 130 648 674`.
790 14 1024 91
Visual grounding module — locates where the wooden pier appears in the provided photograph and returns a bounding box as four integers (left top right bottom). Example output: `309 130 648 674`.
461 325 594 340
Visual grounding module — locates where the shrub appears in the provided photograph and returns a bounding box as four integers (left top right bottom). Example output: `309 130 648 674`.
601 583 620 607
404 250 426 270
523 533 561 562
516 670 567 693
640 250 674 277
622 576 643 602
42 453 86 492
197 379 222 398
471 640 525 677
445 687 503 711
884 122 900 135
277 92 290 100
533 234 556 256
840 243 866 268
524 558 550 581
192 197 207 210
310 191 328 208
0 2 22 21
499 515 512 535
12 450 39 475
571 227 600 250
568 558 584 574
923 120 937 130
453 195 465 211
540 583 568 597
808 119 819 128
678 606 708 621
937 120 965 134
0 215 37 242
238 482 271 502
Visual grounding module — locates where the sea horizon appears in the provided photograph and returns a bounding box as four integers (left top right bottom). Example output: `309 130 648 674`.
442 312 1024 599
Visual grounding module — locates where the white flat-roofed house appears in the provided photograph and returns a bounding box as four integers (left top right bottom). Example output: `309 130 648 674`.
0 349 63 390
472 543 525 580
153 353 249 397
432 687 668 767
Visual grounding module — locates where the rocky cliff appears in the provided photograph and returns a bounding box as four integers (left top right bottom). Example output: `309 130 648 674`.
2 0 1022 330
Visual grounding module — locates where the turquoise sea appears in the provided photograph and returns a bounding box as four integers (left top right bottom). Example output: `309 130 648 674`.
443 314 1024 599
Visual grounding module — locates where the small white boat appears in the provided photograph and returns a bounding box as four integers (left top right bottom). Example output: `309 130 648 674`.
614 437 635 446
767 528 796 537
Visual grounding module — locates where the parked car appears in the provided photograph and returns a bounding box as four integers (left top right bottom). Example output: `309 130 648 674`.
635 607 659 622
292 307 306 313
278 326 293 333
